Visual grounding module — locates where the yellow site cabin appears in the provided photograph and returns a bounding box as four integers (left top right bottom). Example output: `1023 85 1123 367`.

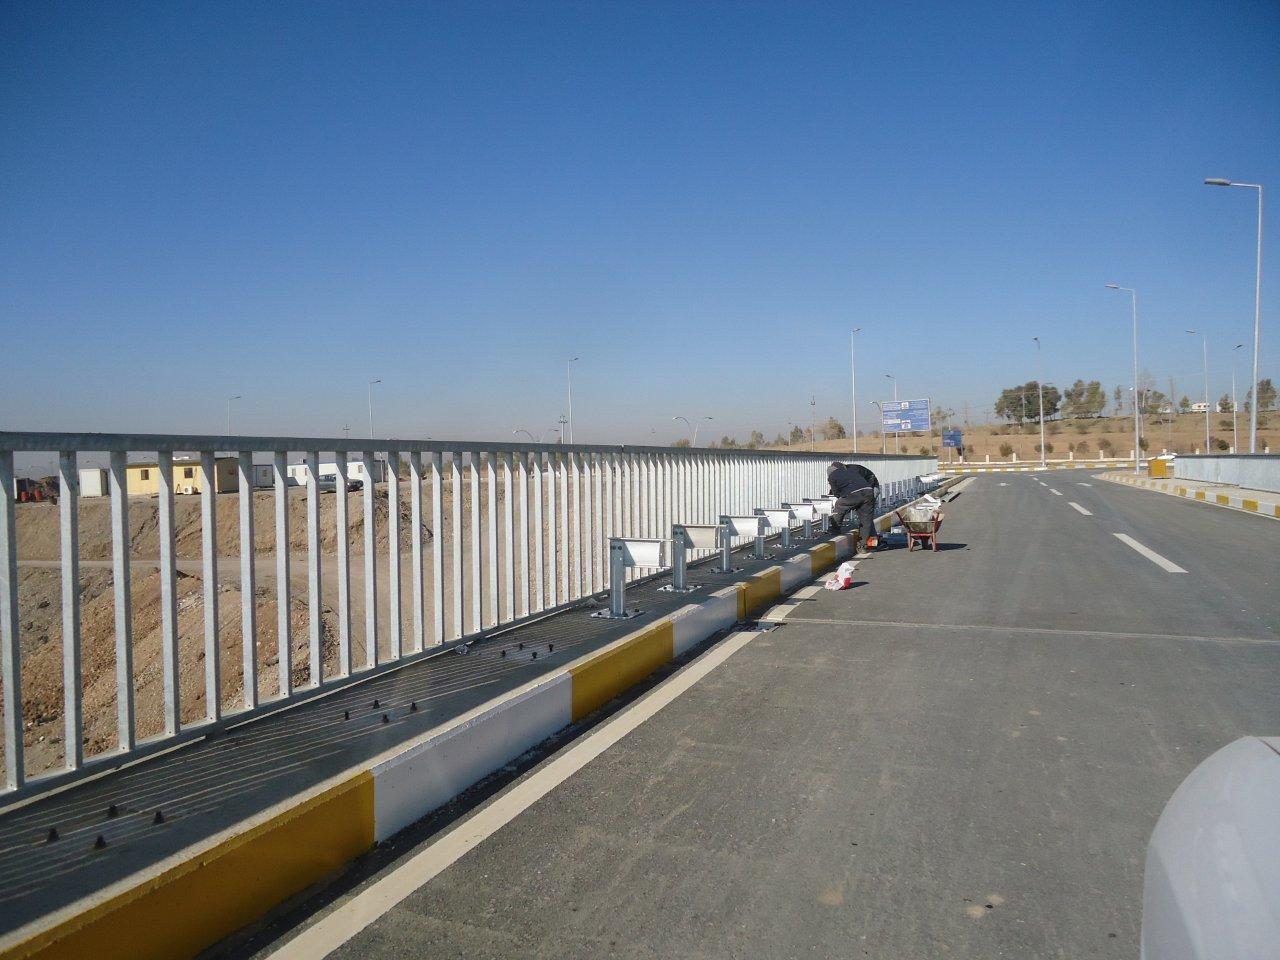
124 456 239 496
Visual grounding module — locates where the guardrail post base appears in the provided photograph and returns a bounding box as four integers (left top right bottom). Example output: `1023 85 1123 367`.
591 540 640 619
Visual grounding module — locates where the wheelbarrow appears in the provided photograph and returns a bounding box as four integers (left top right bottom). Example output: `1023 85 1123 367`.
894 504 944 552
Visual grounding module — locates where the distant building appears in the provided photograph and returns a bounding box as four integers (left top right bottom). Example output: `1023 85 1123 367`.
286 458 387 485
1190 401 1210 414
78 467 109 498
124 456 239 496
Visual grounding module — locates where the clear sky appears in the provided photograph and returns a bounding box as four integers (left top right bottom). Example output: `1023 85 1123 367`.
2 1 1277 445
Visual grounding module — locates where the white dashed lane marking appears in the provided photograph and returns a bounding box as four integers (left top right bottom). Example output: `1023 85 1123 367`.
1069 502 1092 516
1113 534 1187 573
1050 489 1063 496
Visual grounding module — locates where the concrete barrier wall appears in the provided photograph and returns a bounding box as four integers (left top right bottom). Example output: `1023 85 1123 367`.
1173 454 1280 494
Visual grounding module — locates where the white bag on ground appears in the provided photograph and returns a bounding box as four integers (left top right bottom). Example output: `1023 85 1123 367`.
824 560 861 591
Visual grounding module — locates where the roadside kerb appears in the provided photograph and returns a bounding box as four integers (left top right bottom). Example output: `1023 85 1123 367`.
1102 472 1280 521
0 479 957 960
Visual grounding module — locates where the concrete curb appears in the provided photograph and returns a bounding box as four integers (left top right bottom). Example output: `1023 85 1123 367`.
1102 472 1280 521
0 482 956 960
941 459 1144 475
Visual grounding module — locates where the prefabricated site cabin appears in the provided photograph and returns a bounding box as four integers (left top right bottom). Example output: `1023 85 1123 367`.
124 457 239 496
77 467 109 498
286 459 389 486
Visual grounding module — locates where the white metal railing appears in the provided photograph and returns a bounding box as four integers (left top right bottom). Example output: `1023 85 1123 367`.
0 431 934 799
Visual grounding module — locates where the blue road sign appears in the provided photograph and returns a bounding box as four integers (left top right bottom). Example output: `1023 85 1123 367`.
881 398 931 433
942 429 962 448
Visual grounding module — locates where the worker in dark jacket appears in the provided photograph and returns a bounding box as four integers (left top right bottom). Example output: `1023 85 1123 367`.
827 461 880 549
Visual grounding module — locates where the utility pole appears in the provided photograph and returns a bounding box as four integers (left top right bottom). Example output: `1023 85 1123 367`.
367 379 381 441
1231 343 1244 451
566 357 579 444
226 395 241 435
1033 337 1046 467
809 396 816 451
850 328 861 453
1204 178 1264 453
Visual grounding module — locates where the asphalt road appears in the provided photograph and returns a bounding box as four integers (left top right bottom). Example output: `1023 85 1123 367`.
246 473 1280 960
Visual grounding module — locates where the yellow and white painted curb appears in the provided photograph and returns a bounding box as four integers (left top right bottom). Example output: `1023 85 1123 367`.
1103 472 1280 520
941 459 1143 475
0 483 954 960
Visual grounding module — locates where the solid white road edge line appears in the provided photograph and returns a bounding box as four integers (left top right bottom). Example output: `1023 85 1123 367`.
265 628 765 960
1069 502 1093 516
1113 533 1188 573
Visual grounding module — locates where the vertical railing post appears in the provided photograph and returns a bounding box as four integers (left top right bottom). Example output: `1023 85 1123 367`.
110 451 136 746
272 450 291 697
387 450 402 659
362 450 378 667
58 452 83 769
238 450 258 708
199 451 222 720
306 450 323 682
157 451 180 734
0 451 24 789
409 451 426 654
430 451 444 644
334 453 352 676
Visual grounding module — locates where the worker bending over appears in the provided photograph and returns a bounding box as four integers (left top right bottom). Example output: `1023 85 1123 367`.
827 461 880 550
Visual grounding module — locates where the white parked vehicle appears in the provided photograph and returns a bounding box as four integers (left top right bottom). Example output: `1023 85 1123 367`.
1142 736 1280 959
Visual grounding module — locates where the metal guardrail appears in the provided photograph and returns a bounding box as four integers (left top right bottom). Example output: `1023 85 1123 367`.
0 431 934 800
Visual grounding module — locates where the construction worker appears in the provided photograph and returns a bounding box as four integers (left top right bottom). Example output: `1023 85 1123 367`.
827 461 880 550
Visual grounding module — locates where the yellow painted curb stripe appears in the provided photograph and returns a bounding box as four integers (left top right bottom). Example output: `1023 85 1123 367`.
4 772 376 960
738 567 781 621
1243 499 1259 512
809 542 837 572
1195 490 1206 500
1216 494 1230 506
569 620 674 722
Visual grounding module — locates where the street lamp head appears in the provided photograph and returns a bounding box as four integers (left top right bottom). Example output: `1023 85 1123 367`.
1235 343 1245 350
229 394 241 401
1186 329 1197 335
1204 178 1232 187
370 378 381 385
851 327 862 334
1105 283 1120 290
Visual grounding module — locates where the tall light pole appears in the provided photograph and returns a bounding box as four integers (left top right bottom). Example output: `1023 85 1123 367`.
541 425 560 444
1106 284 1142 473
850 328 862 452
566 357 579 444
367 379 381 441
809 395 816 451
1032 338 1046 467
884 374 898 453
342 424 351 441
1186 329 1210 452
1231 342 1245 451
226 395 241 435
1205 178 1263 453
557 414 568 444
869 402 886 454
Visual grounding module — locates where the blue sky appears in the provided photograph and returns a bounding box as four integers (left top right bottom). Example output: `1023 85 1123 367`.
2 1 1277 444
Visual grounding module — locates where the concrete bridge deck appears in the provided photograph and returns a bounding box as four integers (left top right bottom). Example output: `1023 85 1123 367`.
237 473 1280 959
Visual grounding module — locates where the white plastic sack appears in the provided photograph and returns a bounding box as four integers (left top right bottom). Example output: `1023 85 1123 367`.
824 559 861 591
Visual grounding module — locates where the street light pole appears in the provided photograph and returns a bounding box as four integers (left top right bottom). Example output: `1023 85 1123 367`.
513 429 536 443
809 396 816 451
566 357 579 444
1032 337 1046 467
695 416 711 447
1231 343 1244 451
884 374 898 453
672 416 692 445
367 379 382 441
226 395 241 435
850 328 861 452
1205 179 1264 453
1186 330 1210 452
1106 284 1142 473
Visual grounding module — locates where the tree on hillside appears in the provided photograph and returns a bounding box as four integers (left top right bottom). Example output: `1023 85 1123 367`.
1218 394 1234 414
822 417 846 440
1179 396 1190 414
772 433 787 446
995 382 1060 423
1112 385 1124 415
719 435 738 448
672 438 691 448
747 430 765 449
789 425 805 444
1244 378 1277 413
1062 380 1105 418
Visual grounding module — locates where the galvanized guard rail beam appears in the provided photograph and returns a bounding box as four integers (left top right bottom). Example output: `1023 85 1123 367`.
0 430 933 801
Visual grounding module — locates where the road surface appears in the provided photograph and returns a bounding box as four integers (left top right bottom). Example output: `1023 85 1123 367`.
242 473 1280 959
